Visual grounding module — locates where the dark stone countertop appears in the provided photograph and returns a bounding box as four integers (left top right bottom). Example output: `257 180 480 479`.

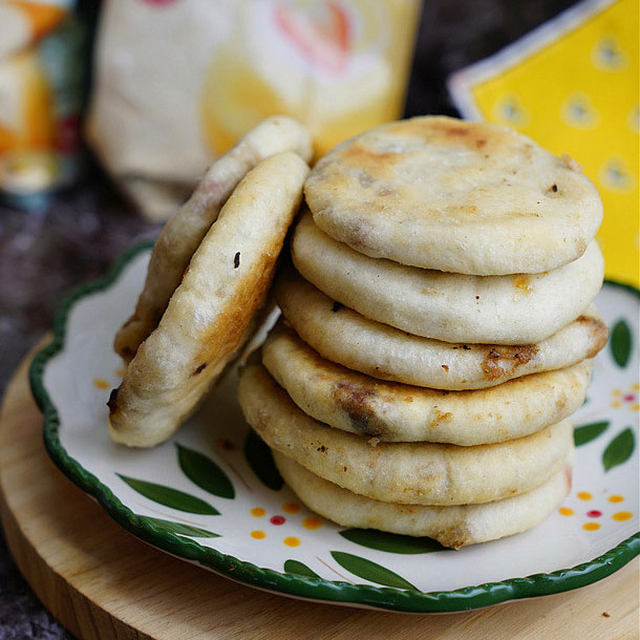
0 1 576 636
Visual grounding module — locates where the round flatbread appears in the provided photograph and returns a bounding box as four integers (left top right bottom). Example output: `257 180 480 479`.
304 116 602 275
114 115 313 361
238 362 573 506
274 450 573 548
275 269 608 390
262 321 592 445
291 212 604 345
108 152 309 447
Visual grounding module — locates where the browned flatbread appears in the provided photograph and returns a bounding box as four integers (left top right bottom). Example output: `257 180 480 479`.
274 268 608 390
291 211 604 345
262 320 593 445
304 116 602 275
108 152 309 447
114 115 312 361
237 361 574 506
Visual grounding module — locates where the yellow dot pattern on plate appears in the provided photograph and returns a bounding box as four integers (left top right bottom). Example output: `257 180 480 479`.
631 404 640 411
250 507 266 518
583 522 600 531
302 517 322 530
283 537 300 547
458 0 639 286
116 367 127 377
577 491 592 501
609 495 625 503
93 378 110 390
611 401 622 408
250 530 266 539
558 507 574 516
633 383 640 391
612 511 633 521
282 502 300 514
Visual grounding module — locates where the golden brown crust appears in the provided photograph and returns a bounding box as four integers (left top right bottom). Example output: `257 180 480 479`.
261 320 593 445
481 344 539 381
108 152 309 447
237 361 574 506
275 267 607 389
114 116 312 361
576 314 610 358
305 116 603 275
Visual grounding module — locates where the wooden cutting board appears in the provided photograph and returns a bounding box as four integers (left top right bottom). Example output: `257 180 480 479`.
0 343 637 640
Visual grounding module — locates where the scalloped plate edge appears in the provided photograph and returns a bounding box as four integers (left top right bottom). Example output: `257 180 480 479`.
28 241 640 613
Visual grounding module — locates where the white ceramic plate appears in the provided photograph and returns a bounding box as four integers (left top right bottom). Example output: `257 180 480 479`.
30 243 639 613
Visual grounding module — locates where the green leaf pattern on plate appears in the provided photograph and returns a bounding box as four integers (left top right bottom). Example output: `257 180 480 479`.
31 245 639 614
574 421 609 446
331 551 417 590
244 429 283 490
177 443 235 499
137 515 220 538
602 428 635 472
339 529 446 554
610 319 632 367
284 559 321 579
117 474 219 515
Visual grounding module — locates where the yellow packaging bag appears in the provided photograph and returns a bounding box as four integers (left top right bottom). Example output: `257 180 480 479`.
86 0 421 220
449 0 638 286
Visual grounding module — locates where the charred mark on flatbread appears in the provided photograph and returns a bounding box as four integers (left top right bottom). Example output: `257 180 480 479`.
482 345 538 381
576 315 609 358
120 346 134 360
332 383 384 437
107 388 119 413
233 252 240 268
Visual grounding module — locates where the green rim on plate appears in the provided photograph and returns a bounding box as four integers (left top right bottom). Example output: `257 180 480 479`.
29 241 640 613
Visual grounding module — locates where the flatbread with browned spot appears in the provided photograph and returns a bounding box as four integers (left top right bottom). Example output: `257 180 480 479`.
262 321 592 445
114 116 312 361
275 268 608 390
305 116 602 275
108 152 309 447
237 362 573 506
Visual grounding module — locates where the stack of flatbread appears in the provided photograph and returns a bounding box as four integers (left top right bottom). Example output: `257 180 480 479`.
238 116 608 548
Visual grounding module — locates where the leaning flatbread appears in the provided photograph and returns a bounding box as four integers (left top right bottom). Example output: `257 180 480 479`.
114 116 312 361
238 362 573 506
108 152 309 446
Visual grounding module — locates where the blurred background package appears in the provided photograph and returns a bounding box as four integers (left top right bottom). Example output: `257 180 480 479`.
0 0 86 211
86 0 421 221
449 0 638 286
